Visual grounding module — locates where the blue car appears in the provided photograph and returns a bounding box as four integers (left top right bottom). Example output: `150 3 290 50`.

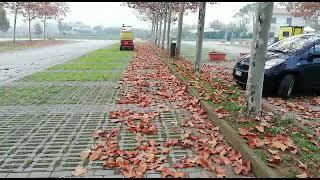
233 34 320 98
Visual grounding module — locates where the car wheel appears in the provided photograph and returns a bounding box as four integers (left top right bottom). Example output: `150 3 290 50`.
278 74 295 98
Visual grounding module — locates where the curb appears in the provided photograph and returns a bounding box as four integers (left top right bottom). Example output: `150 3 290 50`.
163 59 279 178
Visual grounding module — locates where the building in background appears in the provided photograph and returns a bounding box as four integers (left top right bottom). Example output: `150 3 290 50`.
269 7 305 38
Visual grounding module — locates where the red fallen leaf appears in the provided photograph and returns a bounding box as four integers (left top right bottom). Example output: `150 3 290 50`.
181 139 193 147
135 163 147 176
271 141 288 152
103 157 116 168
80 149 91 160
89 148 102 161
267 155 281 164
157 165 185 178
215 166 226 178
213 156 231 165
247 137 265 148
122 165 136 178
237 117 251 123
91 130 103 138
162 147 170 154
99 155 109 160
296 172 308 178
72 165 88 176
255 125 264 133
227 150 242 161
238 127 250 136
233 160 251 175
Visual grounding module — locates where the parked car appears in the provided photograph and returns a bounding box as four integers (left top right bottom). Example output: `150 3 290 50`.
233 34 320 98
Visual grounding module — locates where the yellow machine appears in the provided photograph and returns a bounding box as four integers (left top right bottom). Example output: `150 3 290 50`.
120 25 134 50
279 26 304 41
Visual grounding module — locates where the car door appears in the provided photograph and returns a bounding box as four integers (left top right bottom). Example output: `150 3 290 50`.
300 43 320 90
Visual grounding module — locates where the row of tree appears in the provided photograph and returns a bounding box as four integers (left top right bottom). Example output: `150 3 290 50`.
122 2 288 116
2 2 69 42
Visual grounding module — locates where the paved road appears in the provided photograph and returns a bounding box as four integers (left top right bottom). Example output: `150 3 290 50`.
0 40 116 84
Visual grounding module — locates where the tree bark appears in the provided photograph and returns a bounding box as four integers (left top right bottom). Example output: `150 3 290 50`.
161 3 168 49
176 2 185 57
194 2 206 73
155 17 158 43
166 2 172 51
43 16 46 40
151 17 154 41
158 17 162 46
242 2 274 117
13 8 18 43
28 16 31 41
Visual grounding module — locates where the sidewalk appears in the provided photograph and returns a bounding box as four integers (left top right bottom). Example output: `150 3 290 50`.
77 43 255 178
0 44 131 178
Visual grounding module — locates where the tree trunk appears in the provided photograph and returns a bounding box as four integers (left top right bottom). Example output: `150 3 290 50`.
166 2 172 51
161 3 168 49
13 8 18 43
28 17 31 41
158 17 162 46
242 2 274 117
155 17 158 43
176 2 185 57
151 18 154 41
194 2 206 73
43 16 46 40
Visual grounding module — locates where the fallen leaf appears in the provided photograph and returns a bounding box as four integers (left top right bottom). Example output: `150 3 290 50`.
255 125 264 133
296 172 308 178
271 141 288 152
72 165 88 176
267 149 279 155
80 149 91 160
215 166 226 178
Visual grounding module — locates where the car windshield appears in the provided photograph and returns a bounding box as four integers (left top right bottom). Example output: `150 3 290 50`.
267 35 319 53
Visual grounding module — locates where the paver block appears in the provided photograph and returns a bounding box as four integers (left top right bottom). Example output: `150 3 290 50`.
7 172 30 178
29 172 52 177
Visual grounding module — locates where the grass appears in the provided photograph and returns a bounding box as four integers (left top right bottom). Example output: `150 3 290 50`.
20 43 131 82
0 43 131 105
48 63 125 70
20 71 120 82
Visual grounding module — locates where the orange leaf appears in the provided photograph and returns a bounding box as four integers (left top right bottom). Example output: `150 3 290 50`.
215 166 226 178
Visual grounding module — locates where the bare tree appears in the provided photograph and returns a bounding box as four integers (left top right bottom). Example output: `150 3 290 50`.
194 2 206 73
4 2 24 43
21 2 40 41
175 2 185 57
242 2 274 117
161 3 168 49
166 2 172 51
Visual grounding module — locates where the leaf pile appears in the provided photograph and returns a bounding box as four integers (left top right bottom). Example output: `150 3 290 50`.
75 43 254 178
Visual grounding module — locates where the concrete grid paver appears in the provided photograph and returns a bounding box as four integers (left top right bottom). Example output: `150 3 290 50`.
0 44 131 177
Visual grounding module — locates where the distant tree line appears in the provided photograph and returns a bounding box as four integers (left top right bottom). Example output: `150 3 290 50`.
2 2 69 42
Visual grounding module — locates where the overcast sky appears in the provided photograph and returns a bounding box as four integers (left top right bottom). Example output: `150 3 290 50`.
63 2 253 29
7 2 260 30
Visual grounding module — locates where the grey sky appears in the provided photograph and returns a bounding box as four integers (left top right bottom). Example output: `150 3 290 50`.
64 2 252 29
6 2 255 30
